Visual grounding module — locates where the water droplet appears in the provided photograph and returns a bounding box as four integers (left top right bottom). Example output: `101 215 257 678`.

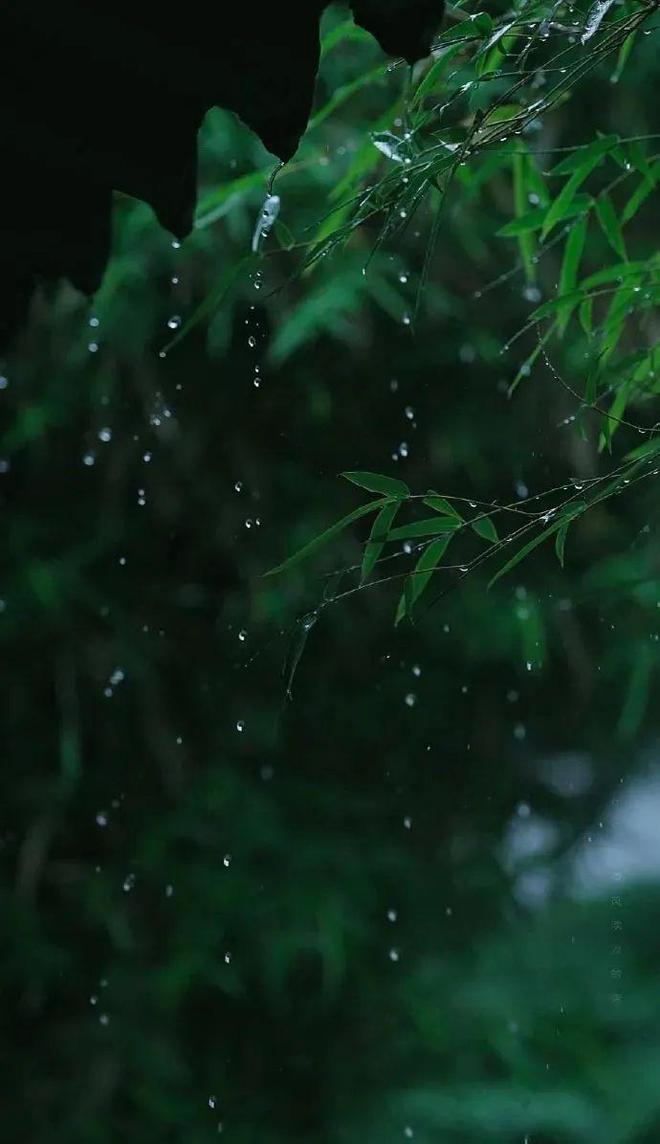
404 692 416 707
95 811 108 827
98 427 112 443
236 720 245 733
387 908 397 922
167 315 181 330
165 884 174 898
90 994 98 1006
83 452 96 467
99 1013 110 1026
224 951 232 964
388 947 400 962
403 815 412 829
234 480 243 493
209 1096 218 1110
122 873 136 892
248 336 257 349
411 664 421 677
238 630 247 642
223 854 232 868
88 342 99 354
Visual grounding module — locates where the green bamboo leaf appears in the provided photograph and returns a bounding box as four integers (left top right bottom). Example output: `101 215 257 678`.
497 196 591 237
423 495 463 519
471 516 499 543
163 255 252 352
542 139 617 240
361 501 400 583
595 195 626 259
581 260 647 289
264 497 387 576
531 289 585 322
411 43 465 108
395 534 453 624
555 522 569 567
549 135 618 176
622 161 660 224
387 517 461 541
557 215 588 333
579 295 593 335
488 517 568 588
342 471 410 498
584 366 598 405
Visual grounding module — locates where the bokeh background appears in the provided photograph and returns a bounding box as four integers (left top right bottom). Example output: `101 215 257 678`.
1 6 660 1142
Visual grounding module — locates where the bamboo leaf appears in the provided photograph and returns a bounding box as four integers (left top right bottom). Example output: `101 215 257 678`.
265 497 387 576
542 138 617 240
387 517 461 541
361 501 400 583
342 471 410 498
595 195 626 259
472 515 499 543
395 534 453 624
557 215 588 334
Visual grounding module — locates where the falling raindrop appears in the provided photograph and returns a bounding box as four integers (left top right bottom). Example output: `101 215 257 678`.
251 193 281 253
98 427 112 443
236 720 245 733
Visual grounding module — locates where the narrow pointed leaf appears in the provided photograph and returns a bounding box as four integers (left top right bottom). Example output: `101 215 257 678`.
471 516 499 543
387 517 461 541
342 471 410 498
423 494 463 519
595 194 626 259
361 501 400 583
265 497 387 576
395 534 453 624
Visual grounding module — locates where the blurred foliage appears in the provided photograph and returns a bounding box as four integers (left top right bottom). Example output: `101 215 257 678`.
1 3 660 1142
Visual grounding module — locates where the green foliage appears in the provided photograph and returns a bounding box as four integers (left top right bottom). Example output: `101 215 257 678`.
1 4 660 1143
